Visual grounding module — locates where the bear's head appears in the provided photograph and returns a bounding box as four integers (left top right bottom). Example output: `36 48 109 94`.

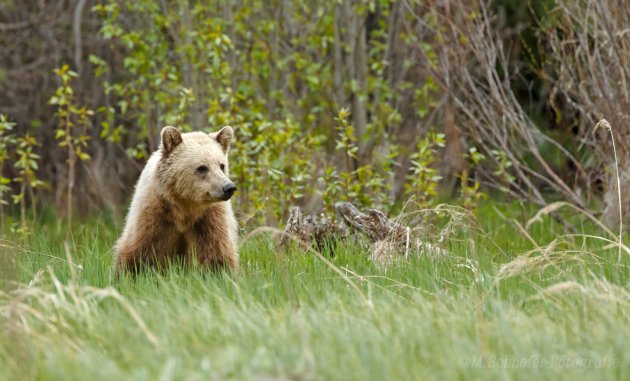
157 125 236 205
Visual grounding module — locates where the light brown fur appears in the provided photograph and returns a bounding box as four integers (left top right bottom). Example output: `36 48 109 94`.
114 126 238 276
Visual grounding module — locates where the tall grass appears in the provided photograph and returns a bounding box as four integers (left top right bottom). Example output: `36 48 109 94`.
1 203 628 380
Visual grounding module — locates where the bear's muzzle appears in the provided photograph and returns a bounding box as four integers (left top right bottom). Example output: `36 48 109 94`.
222 183 237 201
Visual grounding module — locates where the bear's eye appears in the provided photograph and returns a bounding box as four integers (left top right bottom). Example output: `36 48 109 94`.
196 165 209 175
220 163 226 172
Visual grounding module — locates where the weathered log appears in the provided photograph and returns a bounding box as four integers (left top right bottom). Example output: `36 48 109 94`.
335 202 407 242
278 206 348 249
279 202 446 264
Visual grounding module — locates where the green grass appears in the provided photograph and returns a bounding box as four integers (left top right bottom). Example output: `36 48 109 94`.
1 202 629 380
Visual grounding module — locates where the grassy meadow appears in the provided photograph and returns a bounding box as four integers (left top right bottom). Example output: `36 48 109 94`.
4 1 630 380
0 202 628 380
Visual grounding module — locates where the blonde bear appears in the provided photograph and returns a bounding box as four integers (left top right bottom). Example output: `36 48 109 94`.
114 126 238 275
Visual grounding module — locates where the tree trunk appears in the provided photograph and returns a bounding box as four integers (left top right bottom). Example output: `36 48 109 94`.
333 4 345 106
73 0 87 75
442 96 465 193
603 164 630 232
353 10 368 155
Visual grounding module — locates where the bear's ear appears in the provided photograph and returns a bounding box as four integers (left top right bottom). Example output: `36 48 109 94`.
161 126 183 155
213 125 234 154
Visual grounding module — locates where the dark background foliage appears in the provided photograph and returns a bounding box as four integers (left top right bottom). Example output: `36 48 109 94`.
0 0 626 228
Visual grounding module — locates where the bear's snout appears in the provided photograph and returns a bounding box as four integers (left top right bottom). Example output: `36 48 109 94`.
222 183 237 200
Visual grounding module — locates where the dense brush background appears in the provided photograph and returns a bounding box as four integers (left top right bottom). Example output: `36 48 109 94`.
1 1 630 380
1 0 628 225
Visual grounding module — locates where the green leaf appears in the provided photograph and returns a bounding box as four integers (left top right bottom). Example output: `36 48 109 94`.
77 151 91 161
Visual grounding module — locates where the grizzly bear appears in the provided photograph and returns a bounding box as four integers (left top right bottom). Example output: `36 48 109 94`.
113 125 239 276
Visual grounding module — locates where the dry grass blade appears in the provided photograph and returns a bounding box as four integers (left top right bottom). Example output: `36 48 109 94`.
240 226 285 244
0 270 162 350
594 119 623 264
494 240 596 282
527 279 630 306
525 202 570 230
0 239 84 270
559 234 630 257
525 199 629 262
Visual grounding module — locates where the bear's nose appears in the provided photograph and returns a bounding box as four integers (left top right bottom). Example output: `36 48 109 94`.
222 183 237 200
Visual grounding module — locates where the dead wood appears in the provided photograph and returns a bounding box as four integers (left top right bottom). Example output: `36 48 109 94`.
278 206 348 249
335 202 407 242
279 202 446 264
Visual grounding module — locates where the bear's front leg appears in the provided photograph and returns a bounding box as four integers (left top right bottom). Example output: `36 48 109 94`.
191 213 238 272
114 222 185 277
